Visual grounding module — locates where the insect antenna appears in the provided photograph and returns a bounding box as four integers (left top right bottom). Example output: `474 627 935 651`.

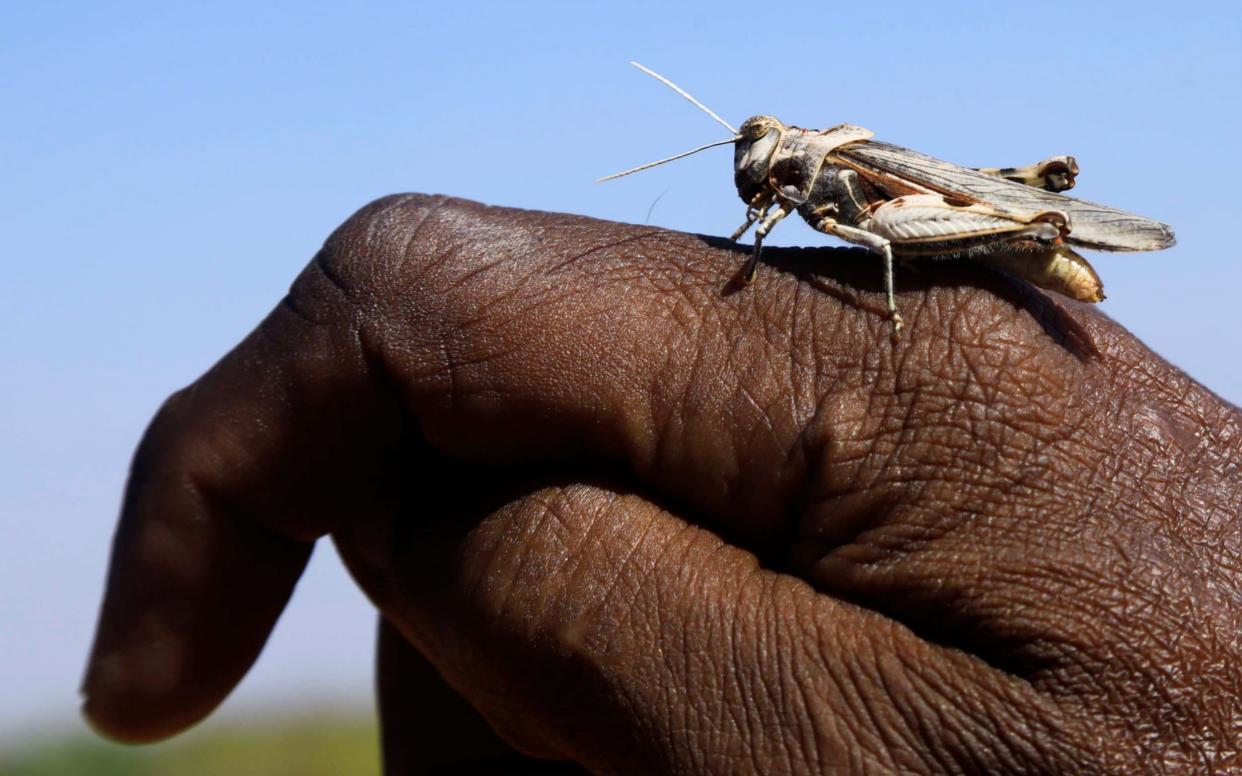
596 137 738 183
628 61 737 135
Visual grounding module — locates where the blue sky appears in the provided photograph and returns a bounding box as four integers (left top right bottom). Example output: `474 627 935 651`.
2 0 1239 744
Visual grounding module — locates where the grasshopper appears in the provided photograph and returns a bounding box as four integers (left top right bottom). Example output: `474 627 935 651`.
600 62 1175 334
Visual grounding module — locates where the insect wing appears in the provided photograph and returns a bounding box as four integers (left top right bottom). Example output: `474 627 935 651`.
837 140 1175 251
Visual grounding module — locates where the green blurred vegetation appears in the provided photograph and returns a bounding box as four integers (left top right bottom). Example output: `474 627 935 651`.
0 712 379 776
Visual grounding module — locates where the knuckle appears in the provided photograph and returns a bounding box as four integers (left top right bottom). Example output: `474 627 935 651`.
317 193 450 304
799 280 1087 535
276 193 455 333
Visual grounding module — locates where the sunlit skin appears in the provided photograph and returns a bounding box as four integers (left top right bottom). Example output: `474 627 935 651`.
84 196 1242 773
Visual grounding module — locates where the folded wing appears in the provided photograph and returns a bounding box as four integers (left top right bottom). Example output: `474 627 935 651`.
837 140 1176 251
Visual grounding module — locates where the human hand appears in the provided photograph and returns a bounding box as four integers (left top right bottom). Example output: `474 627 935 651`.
83 195 1242 773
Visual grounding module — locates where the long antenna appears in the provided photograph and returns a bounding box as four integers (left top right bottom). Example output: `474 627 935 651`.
596 137 738 183
629 61 737 135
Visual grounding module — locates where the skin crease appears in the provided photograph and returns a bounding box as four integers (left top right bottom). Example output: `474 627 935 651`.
81 194 1242 774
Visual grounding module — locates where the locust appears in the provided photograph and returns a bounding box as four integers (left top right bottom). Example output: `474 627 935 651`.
599 62 1176 334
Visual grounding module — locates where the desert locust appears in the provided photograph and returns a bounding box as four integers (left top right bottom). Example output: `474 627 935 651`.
600 63 1175 334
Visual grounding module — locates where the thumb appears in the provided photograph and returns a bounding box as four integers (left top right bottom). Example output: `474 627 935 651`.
345 481 1106 774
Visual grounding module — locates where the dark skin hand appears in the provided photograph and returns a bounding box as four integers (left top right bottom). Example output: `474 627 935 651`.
83 195 1242 773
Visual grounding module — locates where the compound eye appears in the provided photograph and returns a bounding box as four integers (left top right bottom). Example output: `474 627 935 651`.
745 117 778 140
739 118 764 140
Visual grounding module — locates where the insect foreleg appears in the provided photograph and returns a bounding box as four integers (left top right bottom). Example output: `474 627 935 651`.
731 200 774 242
808 216 904 334
741 203 792 284
975 155 1079 192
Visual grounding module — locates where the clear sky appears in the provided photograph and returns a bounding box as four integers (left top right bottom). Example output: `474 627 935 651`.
2 0 1239 744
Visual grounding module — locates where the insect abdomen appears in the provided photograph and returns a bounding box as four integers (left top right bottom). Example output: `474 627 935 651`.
986 247 1105 303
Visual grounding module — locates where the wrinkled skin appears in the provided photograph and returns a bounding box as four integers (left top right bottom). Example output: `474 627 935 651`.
83 195 1242 774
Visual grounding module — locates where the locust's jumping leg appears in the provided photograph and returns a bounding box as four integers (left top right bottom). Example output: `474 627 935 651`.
851 193 1073 324
975 155 1079 192
740 203 792 284
864 194 1066 255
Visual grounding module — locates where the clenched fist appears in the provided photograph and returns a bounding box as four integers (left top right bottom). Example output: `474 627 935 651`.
83 195 1242 773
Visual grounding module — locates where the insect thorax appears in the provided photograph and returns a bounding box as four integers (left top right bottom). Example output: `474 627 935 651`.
795 164 876 225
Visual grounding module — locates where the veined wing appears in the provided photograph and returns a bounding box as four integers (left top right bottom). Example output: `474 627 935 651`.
837 140 1175 251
